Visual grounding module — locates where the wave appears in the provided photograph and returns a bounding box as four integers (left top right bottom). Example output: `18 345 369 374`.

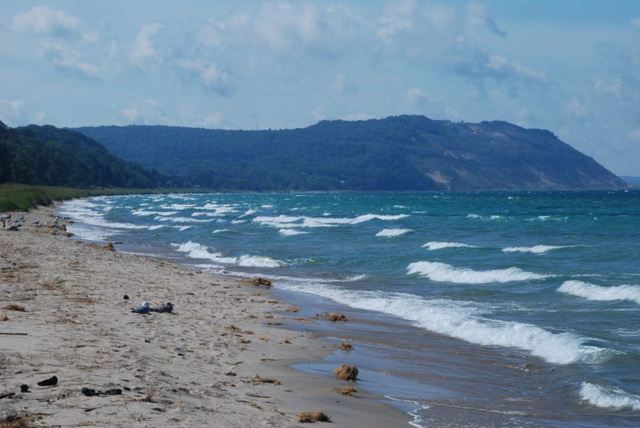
154 216 214 223
559 281 640 305
503 245 570 254
253 213 409 229
580 382 640 411
376 228 412 237
172 241 285 268
132 210 178 217
175 226 192 231
279 229 308 236
159 203 195 210
148 225 164 231
423 241 476 251
212 229 231 234
275 283 606 365
58 199 150 231
407 261 549 284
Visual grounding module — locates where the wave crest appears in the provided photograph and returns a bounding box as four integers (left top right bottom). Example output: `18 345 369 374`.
407 261 548 284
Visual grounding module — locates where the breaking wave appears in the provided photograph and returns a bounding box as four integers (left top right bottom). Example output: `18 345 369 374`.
423 241 476 251
407 261 549 284
376 228 412 237
580 382 640 411
559 281 640 305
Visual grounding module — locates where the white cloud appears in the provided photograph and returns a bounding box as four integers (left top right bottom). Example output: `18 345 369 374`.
595 78 622 98
129 23 163 70
0 99 26 125
630 128 640 142
42 43 101 79
564 98 589 119
466 2 506 37
332 74 358 95
122 99 168 125
12 6 83 38
175 59 232 95
341 113 374 121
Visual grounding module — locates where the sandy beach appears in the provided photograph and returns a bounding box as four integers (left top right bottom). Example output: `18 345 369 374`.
0 206 410 427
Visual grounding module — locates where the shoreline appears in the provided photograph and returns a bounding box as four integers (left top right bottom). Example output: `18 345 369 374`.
0 206 412 427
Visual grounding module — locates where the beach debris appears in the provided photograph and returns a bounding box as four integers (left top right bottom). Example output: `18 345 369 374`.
20 385 29 393
0 312 7 321
331 386 358 396
6 225 20 232
326 313 348 322
251 277 273 287
103 242 116 251
340 341 353 351
298 411 331 423
150 302 174 313
252 375 281 385
0 411 36 427
0 392 16 399
37 375 58 387
333 364 358 381
286 306 300 313
81 387 122 397
3 304 26 312
131 301 150 314
123 295 130 300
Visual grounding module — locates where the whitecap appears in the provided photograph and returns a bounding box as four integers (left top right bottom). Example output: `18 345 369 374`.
275 283 607 365
212 229 231 234
376 228 412 237
172 242 285 268
559 281 640 305
407 261 549 284
580 382 640 410
423 241 476 251
503 245 570 254
279 229 308 236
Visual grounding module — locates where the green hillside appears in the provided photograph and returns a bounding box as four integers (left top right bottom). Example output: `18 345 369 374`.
0 121 169 189
77 115 630 191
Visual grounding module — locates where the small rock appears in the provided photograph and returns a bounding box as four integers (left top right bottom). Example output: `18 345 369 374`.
37 375 58 387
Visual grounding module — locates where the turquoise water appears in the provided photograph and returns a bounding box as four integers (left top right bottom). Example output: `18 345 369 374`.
58 191 640 426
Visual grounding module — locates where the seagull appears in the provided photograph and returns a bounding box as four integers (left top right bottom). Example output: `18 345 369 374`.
131 301 150 314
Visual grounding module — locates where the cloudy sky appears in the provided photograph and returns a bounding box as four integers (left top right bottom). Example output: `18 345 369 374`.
1 1 639 175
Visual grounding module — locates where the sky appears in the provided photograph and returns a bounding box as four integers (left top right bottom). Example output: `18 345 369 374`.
1 1 640 175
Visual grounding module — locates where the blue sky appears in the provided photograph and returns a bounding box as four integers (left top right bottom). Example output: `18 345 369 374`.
1 1 639 175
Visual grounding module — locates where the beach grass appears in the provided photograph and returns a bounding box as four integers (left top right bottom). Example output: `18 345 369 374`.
0 183 212 212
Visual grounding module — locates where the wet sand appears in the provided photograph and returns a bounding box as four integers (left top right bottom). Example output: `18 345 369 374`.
0 206 410 427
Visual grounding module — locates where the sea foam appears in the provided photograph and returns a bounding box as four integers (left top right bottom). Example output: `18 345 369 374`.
407 261 548 284
423 241 476 251
172 241 285 268
276 283 606 365
253 213 409 229
375 228 412 237
580 382 640 410
503 245 570 254
559 281 640 305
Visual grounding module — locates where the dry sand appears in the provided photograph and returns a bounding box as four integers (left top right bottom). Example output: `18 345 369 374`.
0 206 410 427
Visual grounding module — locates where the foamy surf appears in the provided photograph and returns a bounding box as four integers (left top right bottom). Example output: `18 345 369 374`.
407 261 549 284
423 241 476 251
580 382 640 411
275 283 607 365
503 245 570 254
559 281 640 305
279 229 308 236
172 241 285 268
376 228 412 237
253 213 409 229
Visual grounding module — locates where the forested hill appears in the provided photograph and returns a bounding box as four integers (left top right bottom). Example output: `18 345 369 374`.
76 115 630 191
0 121 168 188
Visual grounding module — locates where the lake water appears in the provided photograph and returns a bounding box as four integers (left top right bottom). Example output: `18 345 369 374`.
58 191 640 426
